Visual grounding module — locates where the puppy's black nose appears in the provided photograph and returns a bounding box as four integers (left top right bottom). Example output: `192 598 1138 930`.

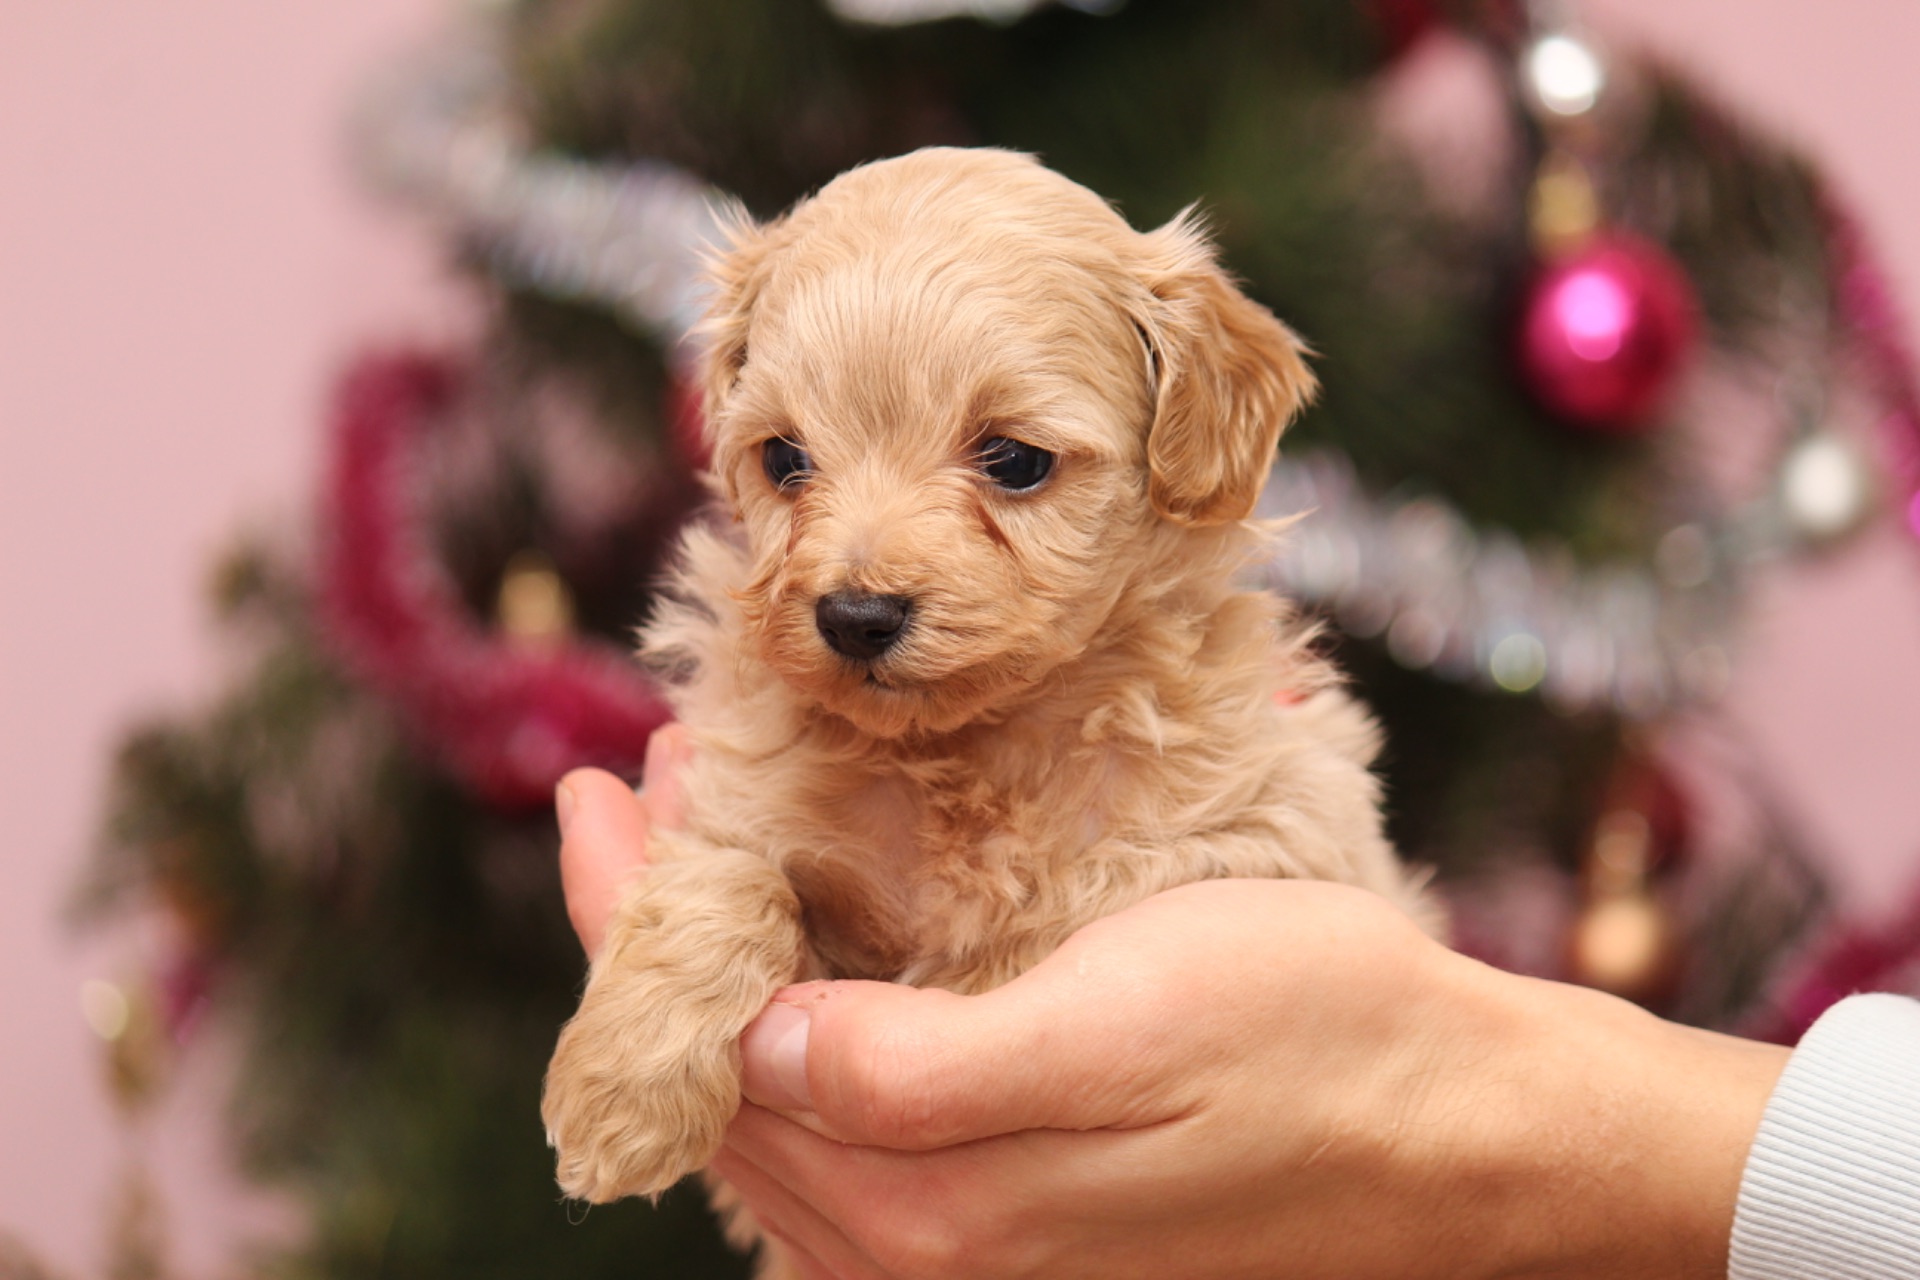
815 590 911 661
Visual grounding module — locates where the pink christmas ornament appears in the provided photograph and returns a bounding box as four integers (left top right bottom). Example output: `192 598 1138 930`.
1516 233 1699 432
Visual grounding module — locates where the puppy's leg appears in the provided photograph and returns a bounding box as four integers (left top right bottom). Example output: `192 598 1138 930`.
542 839 804 1203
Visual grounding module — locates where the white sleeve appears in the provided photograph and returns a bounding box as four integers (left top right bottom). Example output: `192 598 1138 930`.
1728 993 1920 1280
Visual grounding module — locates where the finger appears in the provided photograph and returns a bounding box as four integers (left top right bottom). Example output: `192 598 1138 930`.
738 880 1383 1149
725 1104 1074 1279
710 1144 879 1280
738 955 1184 1150
784 1243 847 1280
555 767 654 959
723 1102 932 1230
724 1100 909 1192
637 720 692 831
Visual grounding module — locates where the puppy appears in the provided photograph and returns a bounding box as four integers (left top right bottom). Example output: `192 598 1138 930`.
542 146 1433 1263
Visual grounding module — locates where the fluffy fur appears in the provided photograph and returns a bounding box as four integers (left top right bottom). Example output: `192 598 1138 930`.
542 147 1434 1269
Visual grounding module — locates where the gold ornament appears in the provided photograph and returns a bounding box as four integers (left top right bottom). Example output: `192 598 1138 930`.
495 549 576 649
82 977 169 1117
1527 150 1601 257
1569 887 1668 995
1566 806 1678 1004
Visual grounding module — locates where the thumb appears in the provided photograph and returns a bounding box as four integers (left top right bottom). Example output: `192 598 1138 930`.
556 767 652 960
737 962 1182 1151
556 724 693 960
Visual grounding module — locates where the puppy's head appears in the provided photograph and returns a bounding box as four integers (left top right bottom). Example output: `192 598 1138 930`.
695 147 1315 738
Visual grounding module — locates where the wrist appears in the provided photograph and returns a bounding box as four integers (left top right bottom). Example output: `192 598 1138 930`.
1466 967 1788 1279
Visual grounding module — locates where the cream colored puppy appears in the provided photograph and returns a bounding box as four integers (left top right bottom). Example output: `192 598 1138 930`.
542 146 1432 1243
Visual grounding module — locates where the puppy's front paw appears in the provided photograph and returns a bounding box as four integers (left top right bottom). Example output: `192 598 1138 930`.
541 976 740 1203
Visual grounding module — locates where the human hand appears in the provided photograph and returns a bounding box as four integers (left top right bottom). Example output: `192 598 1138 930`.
713 882 1787 1280
554 722 690 958
551 772 1786 1280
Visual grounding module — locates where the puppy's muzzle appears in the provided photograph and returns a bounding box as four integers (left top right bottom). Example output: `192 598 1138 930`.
815 590 912 661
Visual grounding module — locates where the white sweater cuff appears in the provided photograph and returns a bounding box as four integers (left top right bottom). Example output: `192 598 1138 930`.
1728 993 1920 1279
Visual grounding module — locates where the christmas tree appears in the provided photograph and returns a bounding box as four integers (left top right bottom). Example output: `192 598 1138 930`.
82 0 1920 1274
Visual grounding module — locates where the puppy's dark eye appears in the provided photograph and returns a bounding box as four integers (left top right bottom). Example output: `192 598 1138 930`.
762 437 813 491
976 436 1054 491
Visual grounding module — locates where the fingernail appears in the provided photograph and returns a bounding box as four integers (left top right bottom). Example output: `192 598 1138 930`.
740 1002 813 1112
554 780 578 838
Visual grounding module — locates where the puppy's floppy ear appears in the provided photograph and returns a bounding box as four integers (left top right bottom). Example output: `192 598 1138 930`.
693 205 786 420
1128 209 1317 526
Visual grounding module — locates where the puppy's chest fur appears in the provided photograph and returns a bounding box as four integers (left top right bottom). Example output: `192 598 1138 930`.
640 517 1432 1002
692 735 1138 989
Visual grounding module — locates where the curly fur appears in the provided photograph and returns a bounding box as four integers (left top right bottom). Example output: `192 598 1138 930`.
542 147 1435 1272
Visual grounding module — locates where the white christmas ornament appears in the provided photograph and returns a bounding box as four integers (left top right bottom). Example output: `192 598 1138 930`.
1779 433 1874 542
1525 33 1605 116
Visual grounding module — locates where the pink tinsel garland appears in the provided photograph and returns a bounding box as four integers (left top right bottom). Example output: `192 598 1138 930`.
1750 872 1920 1045
317 352 671 812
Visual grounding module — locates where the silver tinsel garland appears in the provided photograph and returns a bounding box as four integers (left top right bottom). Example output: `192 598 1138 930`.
1256 452 1746 714
352 33 733 342
348 23 1874 719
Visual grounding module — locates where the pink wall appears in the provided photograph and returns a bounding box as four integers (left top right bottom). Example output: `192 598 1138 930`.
0 1 454 1268
2 1 1917 1271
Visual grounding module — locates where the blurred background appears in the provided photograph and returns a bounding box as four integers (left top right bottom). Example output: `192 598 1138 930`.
4 0 1919 1276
